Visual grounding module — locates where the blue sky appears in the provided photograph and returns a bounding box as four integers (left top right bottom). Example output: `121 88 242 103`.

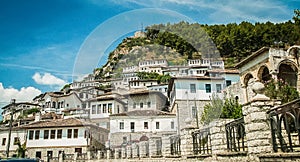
0 0 299 105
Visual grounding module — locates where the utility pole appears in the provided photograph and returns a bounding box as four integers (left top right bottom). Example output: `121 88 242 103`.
6 99 15 158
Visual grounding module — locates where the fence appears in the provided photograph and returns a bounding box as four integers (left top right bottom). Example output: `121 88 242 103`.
267 99 300 152
192 128 211 155
225 117 247 152
170 135 181 155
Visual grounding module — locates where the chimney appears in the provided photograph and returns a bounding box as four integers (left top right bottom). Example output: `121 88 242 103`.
34 112 41 122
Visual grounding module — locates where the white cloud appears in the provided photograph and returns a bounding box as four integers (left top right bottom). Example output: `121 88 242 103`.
0 83 42 104
109 0 291 23
32 72 67 86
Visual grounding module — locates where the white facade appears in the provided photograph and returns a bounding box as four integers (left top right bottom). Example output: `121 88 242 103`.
1 102 40 122
109 110 177 146
147 84 168 97
139 60 168 67
129 80 158 89
126 91 168 112
169 76 225 106
87 93 126 129
110 113 176 134
24 118 108 161
38 92 82 114
0 128 27 157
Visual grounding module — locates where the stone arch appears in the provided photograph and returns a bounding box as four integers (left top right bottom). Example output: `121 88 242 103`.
277 60 298 87
257 65 271 83
287 45 300 57
243 73 254 87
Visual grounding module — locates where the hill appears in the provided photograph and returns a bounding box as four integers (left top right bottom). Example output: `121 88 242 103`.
94 10 300 79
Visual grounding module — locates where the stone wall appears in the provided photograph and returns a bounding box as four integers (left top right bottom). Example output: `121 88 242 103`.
210 119 233 154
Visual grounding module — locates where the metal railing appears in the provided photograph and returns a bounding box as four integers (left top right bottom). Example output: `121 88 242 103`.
192 128 211 155
225 117 247 152
170 135 181 155
267 99 300 152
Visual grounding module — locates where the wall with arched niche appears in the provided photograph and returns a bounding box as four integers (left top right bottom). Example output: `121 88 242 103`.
238 46 300 103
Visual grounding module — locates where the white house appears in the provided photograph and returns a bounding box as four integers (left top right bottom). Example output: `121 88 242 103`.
1 102 40 123
109 110 177 147
109 89 175 147
124 90 168 112
34 92 82 115
168 76 226 130
86 93 126 129
147 84 168 97
129 79 159 89
23 118 109 161
0 126 27 158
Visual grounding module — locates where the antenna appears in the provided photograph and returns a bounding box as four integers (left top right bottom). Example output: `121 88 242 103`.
141 23 144 32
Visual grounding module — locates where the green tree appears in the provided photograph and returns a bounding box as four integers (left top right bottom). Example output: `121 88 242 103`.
16 141 26 158
293 9 300 25
201 94 223 124
265 79 299 103
201 94 243 124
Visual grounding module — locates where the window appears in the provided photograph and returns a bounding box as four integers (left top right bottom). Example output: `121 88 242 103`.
119 122 124 130
226 80 232 87
123 137 127 144
44 130 49 139
103 104 107 113
192 106 197 118
47 151 53 158
205 84 211 93
67 129 72 138
35 130 40 140
171 121 175 129
147 102 151 108
190 84 196 93
144 122 148 129
117 105 120 113
216 84 222 93
2 138 6 146
73 129 78 138
57 129 62 139
36 151 41 159
75 148 82 154
156 122 160 129
133 103 136 109
140 102 143 108
108 103 112 114
97 104 101 114
29 130 34 140
92 105 96 114
50 130 56 139
130 122 135 132
13 137 19 145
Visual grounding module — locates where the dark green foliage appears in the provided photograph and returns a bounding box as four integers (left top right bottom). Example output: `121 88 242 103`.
16 141 26 158
293 9 300 25
136 72 171 84
60 84 70 91
201 94 223 124
201 94 243 124
220 97 243 119
98 84 111 90
20 108 40 119
265 79 299 103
